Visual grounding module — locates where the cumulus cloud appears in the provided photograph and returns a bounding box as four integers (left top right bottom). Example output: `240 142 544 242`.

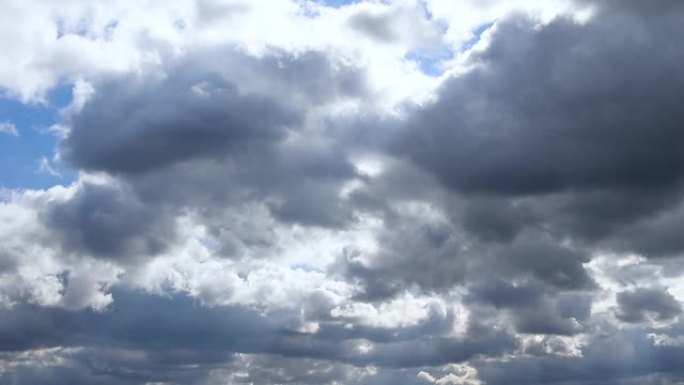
2 0 684 384
615 288 682 324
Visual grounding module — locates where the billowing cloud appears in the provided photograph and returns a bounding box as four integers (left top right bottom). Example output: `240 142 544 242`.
1 0 684 384
615 287 682 324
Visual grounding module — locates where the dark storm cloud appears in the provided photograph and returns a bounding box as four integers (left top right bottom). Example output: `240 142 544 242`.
467 280 592 335
0 289 518 384
0 365 137 385
460 197 533 243
63 49 365 175
59 48 365 229
497 238 594 290
0 291 282 353
0 291 301 384
377 0 684 262
332 0 684 305
545 187 682 244
475 329 684 385
42 182 176 261
452 186 684 258
397 9 684 196
124 140 359 229
615 288 682 323
337 216 470 301
64 62 292 175
466 279 543 309
510 298 587 336
606 199 684 258
327 1 684 381
337 207 594 300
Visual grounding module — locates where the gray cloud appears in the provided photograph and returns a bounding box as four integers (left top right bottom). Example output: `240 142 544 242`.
4 0 684 384
64 51 296 174
476 328 684 385
386 0 684 260
0 289 518 384
63 48 367 176
348 12 398 42
615 288 682 324
42 182 176 261
398 10 684 196
59 48 366 234
466 280 592 335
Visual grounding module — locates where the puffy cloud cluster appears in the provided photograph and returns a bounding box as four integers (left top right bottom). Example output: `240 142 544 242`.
2 0 684 384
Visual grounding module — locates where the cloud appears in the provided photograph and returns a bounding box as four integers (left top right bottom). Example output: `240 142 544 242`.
0 289 516 383
397 13 684 196
41 182 177 262
60 47 365 229
2 0 684 384
615 288 682 324
0 121 18 137
475 329 684 385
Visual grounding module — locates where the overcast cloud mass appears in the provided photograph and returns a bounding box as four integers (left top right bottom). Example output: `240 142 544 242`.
1 0 684 384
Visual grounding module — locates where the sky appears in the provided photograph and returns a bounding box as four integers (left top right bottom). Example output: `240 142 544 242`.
1 0 684 384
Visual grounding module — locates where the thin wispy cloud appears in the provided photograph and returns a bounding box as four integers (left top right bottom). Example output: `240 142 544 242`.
0 121 18 137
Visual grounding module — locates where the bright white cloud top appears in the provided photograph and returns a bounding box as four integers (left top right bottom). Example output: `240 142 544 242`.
1 1 684 384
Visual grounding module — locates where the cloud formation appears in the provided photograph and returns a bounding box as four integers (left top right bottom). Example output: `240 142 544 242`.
1 0 684 384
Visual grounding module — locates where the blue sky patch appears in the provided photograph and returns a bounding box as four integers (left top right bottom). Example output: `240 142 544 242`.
405 46 454 77
461 21 494 51
319 0 357 8
0 84 75 190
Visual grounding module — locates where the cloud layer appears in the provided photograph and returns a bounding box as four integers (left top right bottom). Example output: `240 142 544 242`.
2 0 684 384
